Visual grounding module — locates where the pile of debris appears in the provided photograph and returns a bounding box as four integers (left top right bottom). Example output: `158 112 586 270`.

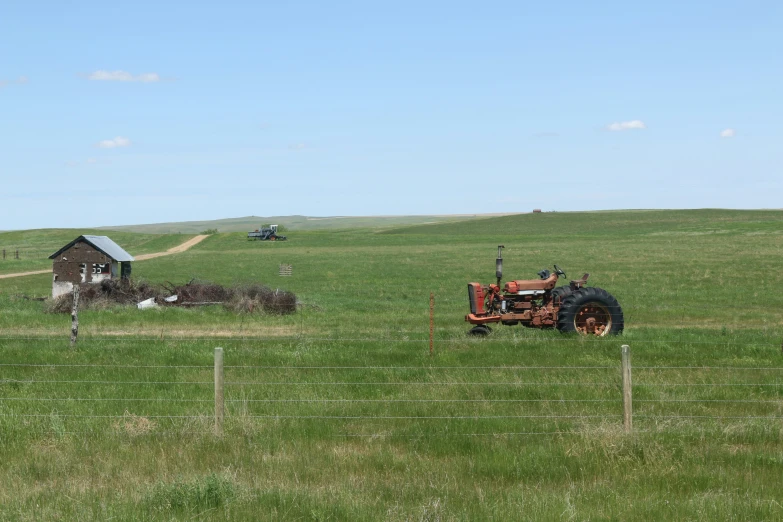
45 279 297 315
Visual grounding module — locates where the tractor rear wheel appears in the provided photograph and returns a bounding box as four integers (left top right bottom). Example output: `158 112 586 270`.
556 287 623 336
550 285 573 305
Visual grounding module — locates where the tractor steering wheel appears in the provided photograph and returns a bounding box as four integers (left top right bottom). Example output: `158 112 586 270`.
554 264 567 278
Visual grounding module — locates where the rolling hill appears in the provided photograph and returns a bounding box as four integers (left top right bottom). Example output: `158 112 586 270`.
96 213 517 234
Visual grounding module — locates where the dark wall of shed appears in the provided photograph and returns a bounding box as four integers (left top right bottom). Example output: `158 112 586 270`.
52 242 112 283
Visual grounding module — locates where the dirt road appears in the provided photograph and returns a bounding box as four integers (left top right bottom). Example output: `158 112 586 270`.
0 235 209 280
134 234 209 260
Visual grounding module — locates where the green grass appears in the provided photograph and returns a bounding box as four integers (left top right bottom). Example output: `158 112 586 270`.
1 209 783 520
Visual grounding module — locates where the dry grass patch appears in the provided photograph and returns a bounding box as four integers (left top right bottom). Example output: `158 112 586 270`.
112 411 158 436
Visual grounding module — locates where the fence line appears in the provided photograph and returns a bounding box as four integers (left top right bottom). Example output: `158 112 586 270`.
1 379 618 386
2 362 783 371
0 414 206 419
0 379 212 385
636 415 783 420
0 335 779 347
2 344 783 438
1 397 779 404
1 413 623 420
226 381 619 386
0 363 213 368
0 397 621 403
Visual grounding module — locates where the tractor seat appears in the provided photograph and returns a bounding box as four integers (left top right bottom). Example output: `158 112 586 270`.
504 273 558 293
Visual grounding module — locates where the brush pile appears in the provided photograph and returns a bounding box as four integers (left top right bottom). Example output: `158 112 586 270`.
45 279 297 315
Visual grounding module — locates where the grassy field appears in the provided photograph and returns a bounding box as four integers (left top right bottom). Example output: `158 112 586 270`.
1 209 782 520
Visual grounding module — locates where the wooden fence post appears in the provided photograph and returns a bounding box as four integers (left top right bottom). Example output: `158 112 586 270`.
214 347 224 434
70 286 80 347
622 344 632 433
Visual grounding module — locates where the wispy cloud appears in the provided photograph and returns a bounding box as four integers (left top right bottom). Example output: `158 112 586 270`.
0 76 28 88
606 120 646 131
97 136 131 148
288 143 308 150
88 70 160 82
720 128 736 138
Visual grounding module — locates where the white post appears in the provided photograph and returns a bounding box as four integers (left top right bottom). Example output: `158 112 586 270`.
622 344 632 433
214 347 224 435
70 285 80 347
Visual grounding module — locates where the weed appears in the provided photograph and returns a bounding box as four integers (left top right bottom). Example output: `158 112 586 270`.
144 473 236 513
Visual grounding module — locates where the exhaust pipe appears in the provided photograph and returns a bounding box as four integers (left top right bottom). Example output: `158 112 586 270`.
496 245 504 286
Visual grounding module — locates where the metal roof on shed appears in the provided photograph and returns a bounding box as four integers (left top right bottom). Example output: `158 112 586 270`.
48 235 135 262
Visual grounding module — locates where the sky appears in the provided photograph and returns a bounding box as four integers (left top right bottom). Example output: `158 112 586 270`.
1 0 781 230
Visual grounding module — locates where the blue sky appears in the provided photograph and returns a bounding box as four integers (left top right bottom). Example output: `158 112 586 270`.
1 0 781 229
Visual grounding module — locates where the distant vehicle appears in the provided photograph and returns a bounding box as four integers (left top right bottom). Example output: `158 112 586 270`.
247 224 287 241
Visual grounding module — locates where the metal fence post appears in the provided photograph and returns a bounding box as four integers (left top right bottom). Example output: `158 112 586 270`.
622 344 632 433
214 347 224 434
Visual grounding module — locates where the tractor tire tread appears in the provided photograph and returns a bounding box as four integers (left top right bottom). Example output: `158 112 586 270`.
556 287 624 335
550 285 573 305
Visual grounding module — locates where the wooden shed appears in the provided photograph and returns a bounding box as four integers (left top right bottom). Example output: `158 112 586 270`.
48 235 135 298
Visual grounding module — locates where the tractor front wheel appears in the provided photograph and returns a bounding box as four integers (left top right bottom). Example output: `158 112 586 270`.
468 325 492 336
556 287 623 336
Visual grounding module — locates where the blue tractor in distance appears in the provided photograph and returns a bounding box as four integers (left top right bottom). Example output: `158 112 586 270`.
247 224 287 241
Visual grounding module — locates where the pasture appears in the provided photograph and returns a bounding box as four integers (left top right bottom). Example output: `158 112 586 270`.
0 209 782 520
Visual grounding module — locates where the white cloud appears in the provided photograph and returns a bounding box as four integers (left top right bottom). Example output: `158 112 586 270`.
88 70 160 82
720 128 736 138
97 136 132 148
606 120 646 131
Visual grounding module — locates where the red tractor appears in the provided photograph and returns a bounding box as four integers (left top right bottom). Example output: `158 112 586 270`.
466 246 624 336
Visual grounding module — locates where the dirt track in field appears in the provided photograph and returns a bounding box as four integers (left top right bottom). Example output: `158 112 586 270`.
0 235 209 280
133 234 209 260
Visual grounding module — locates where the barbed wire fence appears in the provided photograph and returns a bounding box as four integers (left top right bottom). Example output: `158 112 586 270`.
1 342 782 438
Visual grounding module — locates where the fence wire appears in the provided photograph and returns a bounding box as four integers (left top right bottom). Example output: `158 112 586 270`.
2 340 782 438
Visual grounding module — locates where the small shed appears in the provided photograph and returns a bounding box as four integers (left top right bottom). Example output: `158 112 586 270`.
48 235 135 298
